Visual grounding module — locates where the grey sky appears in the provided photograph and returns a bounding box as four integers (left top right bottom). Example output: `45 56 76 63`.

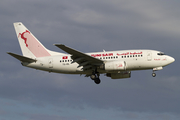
0 0 179 120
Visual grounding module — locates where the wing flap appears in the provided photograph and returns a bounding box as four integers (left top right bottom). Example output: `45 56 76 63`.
7 52 36 63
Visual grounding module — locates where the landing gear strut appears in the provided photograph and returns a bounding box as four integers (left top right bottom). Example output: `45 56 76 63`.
90 69 101 84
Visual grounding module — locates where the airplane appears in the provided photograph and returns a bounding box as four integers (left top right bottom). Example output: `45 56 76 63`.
7 22 175 84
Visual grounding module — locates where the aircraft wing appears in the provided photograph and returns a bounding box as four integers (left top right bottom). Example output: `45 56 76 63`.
54 44 104 69
7 52 36 63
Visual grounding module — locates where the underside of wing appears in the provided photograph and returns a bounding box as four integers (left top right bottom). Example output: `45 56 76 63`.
54 44 104 70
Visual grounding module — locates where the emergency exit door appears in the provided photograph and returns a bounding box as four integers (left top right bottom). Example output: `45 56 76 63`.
147 52 152 61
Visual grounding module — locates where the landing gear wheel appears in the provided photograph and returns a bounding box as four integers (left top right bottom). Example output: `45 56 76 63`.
152 73 156 77
90 74 96 80
90 69 101 84
94 78 101 84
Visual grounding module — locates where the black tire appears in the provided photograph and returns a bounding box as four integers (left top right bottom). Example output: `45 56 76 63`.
94 78 101 84
152 73 156 77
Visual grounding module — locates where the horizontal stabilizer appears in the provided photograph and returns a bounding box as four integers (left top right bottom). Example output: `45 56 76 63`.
7 52 36 63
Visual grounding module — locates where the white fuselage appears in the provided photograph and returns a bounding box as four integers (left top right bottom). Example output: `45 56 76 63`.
23 49 174 74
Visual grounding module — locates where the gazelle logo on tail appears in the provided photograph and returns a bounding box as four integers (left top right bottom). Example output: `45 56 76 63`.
18 30 30 47
18 29 51 58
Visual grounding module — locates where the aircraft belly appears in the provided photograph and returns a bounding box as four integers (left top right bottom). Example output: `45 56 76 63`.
126 60 144 70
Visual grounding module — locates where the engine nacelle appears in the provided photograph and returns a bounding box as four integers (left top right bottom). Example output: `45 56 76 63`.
106 71 131 79
104 61 126 71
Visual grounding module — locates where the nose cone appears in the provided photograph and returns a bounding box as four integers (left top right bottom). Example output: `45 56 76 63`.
168 56 175 64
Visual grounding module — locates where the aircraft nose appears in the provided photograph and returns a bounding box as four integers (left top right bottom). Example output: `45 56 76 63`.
168 56 175 63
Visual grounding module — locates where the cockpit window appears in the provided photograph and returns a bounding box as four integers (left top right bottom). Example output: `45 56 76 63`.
157 52 165 56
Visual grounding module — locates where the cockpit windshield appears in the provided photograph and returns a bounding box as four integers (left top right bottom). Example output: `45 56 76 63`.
157 52 165 56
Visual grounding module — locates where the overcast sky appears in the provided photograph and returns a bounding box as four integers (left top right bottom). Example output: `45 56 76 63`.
0 0 179 120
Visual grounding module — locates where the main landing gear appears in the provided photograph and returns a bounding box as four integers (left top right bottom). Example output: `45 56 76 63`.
90 74 101 84
90 70 101 84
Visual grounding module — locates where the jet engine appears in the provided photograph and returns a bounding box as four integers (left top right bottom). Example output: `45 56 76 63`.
100 61 126 71
106 71 131 79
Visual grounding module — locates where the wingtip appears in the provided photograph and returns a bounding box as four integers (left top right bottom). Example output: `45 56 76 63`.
7 52 10 54
54 44 65 46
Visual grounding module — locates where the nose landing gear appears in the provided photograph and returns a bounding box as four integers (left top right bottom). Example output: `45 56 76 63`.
152 67 163 77
152 72 156 77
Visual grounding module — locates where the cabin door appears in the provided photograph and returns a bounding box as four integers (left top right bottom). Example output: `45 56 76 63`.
48 58 53 68
147 52 152 61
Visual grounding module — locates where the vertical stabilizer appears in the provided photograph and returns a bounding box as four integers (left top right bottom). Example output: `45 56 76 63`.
14 22 51 58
